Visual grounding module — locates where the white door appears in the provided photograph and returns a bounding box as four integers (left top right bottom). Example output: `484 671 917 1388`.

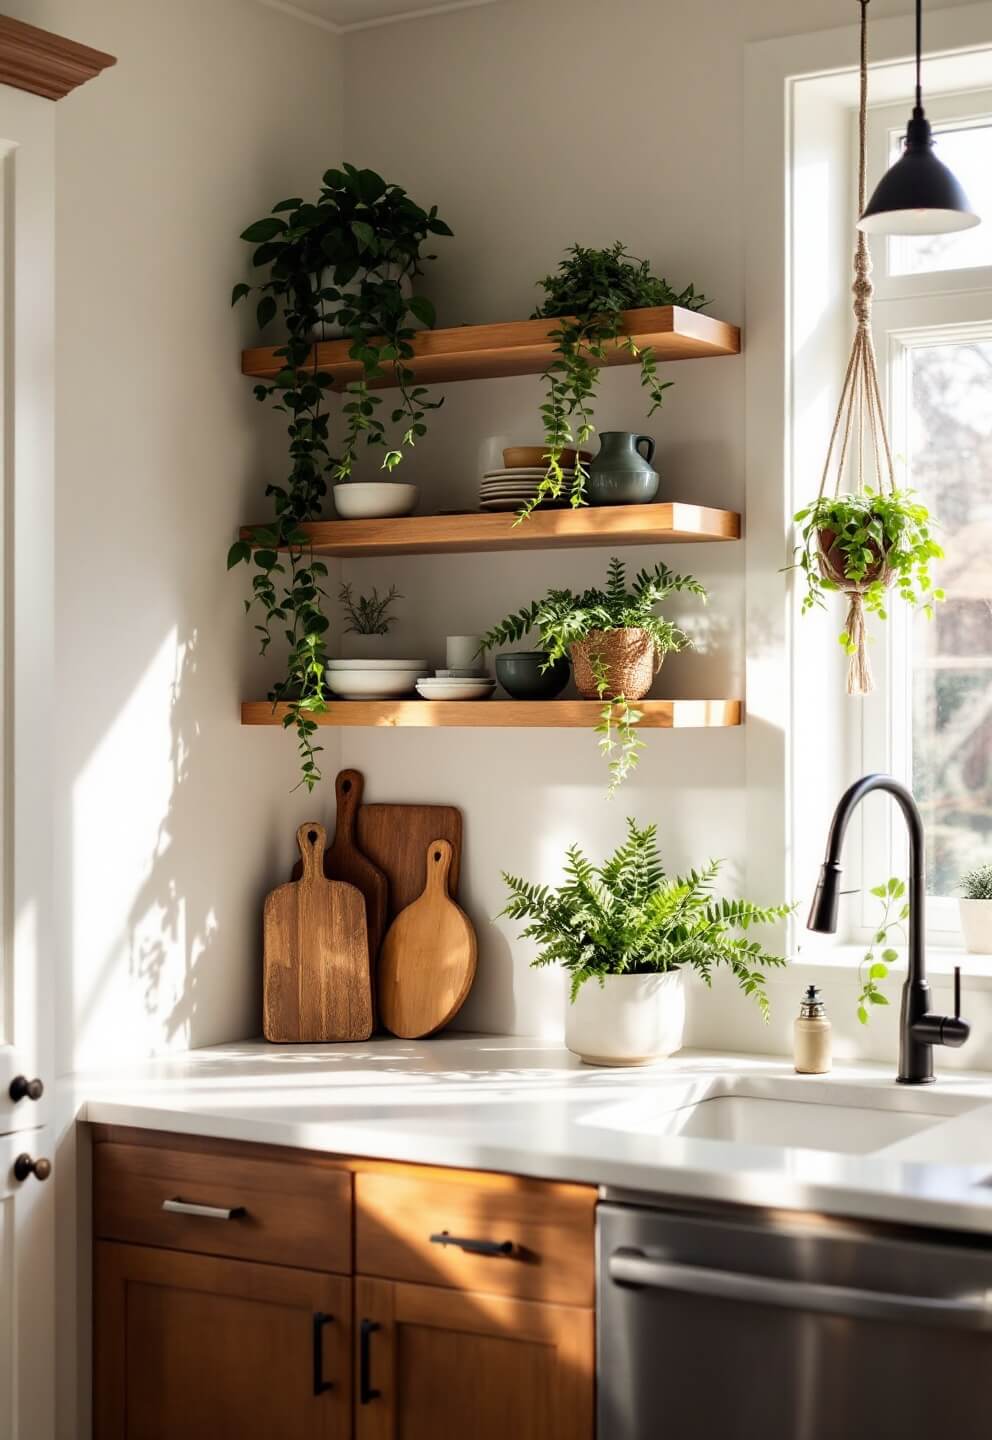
0 83 56 1440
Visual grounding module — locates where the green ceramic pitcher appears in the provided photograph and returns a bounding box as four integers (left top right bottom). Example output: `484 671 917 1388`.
587 432 660 506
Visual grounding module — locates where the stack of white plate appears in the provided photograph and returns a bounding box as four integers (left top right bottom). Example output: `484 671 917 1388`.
325 658 427 700
479 468 576 512
415 675 496 701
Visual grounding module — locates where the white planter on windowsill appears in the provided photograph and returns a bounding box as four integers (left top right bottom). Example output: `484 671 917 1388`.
564 971 685 1067
959 899 992 954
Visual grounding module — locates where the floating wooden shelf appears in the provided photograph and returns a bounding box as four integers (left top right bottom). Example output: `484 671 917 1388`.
241 305 741 389
240 502 741 558
241 699 743 730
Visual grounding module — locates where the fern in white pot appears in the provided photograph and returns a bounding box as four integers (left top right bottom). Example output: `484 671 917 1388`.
959 863 992 954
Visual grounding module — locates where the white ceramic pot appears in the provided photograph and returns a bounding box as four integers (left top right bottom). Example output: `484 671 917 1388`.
564 971 685 1067
959 898 992 954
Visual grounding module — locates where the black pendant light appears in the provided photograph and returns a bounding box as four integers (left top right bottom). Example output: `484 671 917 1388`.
858 0 979 235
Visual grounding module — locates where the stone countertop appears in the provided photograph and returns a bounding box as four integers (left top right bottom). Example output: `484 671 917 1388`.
69 1035 992 1234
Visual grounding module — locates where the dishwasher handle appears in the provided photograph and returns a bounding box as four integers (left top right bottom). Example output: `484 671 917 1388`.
608 1248 992 1331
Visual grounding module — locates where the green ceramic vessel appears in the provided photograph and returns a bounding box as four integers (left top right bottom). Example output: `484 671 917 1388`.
587 431 660 505
495 651 570 700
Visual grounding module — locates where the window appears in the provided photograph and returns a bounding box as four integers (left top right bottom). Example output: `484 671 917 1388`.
859 91 992 939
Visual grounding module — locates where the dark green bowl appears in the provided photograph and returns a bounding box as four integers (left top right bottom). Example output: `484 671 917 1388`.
495 651 570 700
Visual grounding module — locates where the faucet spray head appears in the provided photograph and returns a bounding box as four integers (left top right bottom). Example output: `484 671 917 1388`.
807 862 843 933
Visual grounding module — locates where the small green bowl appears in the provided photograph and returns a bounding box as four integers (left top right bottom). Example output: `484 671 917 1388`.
495 651 570 700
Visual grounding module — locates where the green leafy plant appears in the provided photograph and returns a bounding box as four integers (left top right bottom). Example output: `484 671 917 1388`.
960 862 992 900
338 582 402 636
792 489 944 655
856 876 908 1024
227 165 451 788
521 243 709 519
479 558 706 792
500 819 793 1015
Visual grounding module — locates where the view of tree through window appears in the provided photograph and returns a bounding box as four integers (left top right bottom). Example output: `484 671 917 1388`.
909 341 992 895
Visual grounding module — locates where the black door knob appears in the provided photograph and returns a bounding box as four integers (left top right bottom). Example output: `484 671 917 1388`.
9 1075 44 1103
13 1154 51 1183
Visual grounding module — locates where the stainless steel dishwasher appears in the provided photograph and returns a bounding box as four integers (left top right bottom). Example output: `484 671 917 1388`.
598 1196 992 1439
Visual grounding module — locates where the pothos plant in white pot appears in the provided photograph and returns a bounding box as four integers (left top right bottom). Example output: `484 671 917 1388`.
959 863 992 954
500 819 794 1066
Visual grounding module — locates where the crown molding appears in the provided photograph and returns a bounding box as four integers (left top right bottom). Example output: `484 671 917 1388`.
250 0 502 36
0 15 115 100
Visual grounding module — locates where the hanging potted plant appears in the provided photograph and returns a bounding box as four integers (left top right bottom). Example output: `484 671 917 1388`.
519 242 710 519
479 557 706 792
500 819 793 1065
790 7 943 693
227 165 452 788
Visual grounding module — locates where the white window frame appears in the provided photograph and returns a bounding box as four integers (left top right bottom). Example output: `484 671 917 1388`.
854 94 992 944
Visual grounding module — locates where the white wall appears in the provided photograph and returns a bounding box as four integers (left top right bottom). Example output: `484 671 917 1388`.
335 0 973 1046
3 0 344 1073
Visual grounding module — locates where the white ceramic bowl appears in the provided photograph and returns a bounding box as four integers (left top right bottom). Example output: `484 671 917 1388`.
327 669 420 699
333 483 418 519
415 679 496 701
327 658 427 672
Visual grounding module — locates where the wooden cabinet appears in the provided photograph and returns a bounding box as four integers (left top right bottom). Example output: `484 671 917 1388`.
94 1243 351 1440
91 1129 595 1440
354 1276 594 1440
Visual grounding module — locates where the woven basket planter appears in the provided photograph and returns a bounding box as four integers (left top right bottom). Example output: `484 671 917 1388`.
816 527 893 592
570 628 658 701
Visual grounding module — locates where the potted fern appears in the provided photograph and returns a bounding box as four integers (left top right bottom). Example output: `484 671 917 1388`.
478 557 706 791
501 819 793 1065
959 863 992 954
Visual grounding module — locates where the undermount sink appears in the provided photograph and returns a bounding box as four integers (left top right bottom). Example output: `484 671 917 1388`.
578 1081 980 1156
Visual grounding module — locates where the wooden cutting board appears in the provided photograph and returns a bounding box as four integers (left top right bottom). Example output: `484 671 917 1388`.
264 822 372 1043
291 770 388 964
356 801 463 921
378 839 477 1039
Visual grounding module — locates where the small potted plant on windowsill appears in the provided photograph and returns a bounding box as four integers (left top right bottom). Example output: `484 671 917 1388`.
479 557 706 791
959 863 992 954
500 819 793 1066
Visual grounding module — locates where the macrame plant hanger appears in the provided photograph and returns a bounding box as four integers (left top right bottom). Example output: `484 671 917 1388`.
818 0 897 696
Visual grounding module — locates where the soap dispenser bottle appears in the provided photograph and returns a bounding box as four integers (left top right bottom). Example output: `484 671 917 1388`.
794 985 832 1074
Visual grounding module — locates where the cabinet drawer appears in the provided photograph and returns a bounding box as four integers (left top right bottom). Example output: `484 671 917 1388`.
94 1139 351 1273
355 1168 595 1306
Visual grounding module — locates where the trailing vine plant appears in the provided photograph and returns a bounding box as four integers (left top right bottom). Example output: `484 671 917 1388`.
520 243 709 520
857 876 908 1024
227 166 452 788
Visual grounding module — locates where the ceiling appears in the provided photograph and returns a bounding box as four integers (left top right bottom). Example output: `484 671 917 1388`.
263 0 504 33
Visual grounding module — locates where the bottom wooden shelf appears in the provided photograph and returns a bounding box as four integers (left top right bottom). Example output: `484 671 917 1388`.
241 699 743 729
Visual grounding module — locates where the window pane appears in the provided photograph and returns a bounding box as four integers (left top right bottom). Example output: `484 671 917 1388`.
889 124 992 276
909 341 992 894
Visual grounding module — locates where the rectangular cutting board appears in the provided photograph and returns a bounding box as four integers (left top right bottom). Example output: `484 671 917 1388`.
356 803 463 921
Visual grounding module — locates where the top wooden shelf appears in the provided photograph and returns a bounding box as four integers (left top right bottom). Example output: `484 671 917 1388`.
241 305 741 389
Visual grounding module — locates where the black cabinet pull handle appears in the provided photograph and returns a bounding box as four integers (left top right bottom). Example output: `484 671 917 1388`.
360 1318 381 1405
430 1230 515 1258
14 1154 51 1183
312 1312 334 1396
9 1076 43 1103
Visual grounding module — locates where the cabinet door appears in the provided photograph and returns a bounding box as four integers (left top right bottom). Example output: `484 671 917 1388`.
94 1242 351 1440
354 1276 593 1440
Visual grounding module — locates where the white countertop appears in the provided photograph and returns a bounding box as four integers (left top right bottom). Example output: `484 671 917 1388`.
71 1035 992 1235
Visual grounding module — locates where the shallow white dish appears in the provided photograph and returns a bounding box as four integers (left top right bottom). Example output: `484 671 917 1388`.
416 679 495 700
327 657 427 671
332 482 418 519
483 468 575 480
326 669 420 698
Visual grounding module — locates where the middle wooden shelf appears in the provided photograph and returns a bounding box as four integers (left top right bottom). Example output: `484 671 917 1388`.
240 501 740 558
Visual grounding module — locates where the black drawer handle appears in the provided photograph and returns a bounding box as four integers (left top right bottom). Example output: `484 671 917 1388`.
312 1312 334 1396
360 1318 381 1405
430 1230 515 1258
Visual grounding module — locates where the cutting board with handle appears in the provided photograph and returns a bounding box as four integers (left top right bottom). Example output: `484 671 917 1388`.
378 838 477 1039
290 769 388 964
356 801 463 921
264 822 372 1043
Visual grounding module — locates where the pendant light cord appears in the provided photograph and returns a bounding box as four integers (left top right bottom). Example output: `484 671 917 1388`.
916 0 923 111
